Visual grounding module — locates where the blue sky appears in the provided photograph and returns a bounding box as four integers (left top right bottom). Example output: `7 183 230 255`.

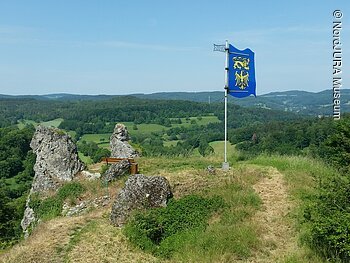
0 0 349 95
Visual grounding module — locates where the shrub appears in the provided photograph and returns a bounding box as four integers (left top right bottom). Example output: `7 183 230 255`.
30 182 86 220
303 172 350 262
123 195 225 258
100 164 109 174
57 182 86 204
92 148 111 163
36 196 62 220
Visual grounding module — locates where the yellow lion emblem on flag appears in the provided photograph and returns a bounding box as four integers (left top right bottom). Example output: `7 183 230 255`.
233 57 250 70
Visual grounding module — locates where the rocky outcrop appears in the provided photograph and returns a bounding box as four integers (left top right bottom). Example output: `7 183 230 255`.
30 125 84 192
20 201 35 236
81 170 101 180
111 174 172 226
21 126 84 237
110 123 138 158
206 165 216 175
103 160 130 182
62 196 110 217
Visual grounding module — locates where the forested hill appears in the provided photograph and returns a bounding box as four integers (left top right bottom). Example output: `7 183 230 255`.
1 89 349 116
0 96 299 130
131 89 350 116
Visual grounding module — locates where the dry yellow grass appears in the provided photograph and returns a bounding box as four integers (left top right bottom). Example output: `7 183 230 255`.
242 167 298 263
0 208 158 263
0 156 321 263
1 209 103 263
66 218 158 263
152 164 265 199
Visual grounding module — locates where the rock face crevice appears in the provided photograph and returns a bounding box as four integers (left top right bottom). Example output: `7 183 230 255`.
111 174 172 226
110 123 138 158
21 126 84 237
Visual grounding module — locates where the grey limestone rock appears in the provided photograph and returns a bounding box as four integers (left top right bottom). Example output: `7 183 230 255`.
62 196 110 217
21 125 84 237
207 165 216 175
81 170 101 180
30 125 84 191
104 160 130 182
110 123 138 158
110 174 172 226
20 199 35 238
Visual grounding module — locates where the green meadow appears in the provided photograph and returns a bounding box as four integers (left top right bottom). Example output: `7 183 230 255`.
17 118 63 129
79 115 220 145
171 115 220 128
125 115 220 135
123 123 167 136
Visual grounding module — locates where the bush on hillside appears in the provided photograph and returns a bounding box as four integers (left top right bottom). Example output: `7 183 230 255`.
303 172 350 262
30 182 86 220
78 141 111 163
123 194 225 258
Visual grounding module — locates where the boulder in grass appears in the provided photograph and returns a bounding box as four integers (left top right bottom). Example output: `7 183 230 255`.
104 160 130 182
110 174 172 226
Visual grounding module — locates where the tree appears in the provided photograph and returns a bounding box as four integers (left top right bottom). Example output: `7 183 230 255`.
317 118 350 173
198 139 214 157
92 148 111 163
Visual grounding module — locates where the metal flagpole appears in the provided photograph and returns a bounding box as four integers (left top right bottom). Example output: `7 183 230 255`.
223 40 229 170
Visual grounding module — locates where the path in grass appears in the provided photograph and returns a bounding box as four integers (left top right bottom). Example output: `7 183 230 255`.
247 167 297 263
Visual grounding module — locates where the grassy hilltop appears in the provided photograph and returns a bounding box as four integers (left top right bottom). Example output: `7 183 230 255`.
0 141 328 263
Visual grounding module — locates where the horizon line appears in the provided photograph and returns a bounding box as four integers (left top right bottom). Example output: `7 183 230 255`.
0 88 344 98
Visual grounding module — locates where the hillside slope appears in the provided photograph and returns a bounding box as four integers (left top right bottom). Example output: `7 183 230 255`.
0 143 324 263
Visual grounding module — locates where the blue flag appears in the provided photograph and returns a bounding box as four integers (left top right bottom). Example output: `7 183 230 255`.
228 44 256 98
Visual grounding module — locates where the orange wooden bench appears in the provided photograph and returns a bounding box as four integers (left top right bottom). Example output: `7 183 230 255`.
101 157 139 174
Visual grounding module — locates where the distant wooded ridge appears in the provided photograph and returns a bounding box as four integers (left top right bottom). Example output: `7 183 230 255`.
1 89 350 116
